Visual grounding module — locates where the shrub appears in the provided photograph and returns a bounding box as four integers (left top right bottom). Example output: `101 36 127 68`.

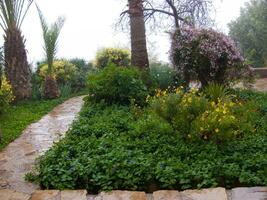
0 76 14 114
87 64 148 105
148 88 255 143
171 27 251 87
39 60 78 86
96 48 130 68
31 73 42 100
203 83 230 103
149 62 177 89
69 58 94 91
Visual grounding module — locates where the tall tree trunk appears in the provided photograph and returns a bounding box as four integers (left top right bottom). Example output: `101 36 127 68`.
4 27 32 100
128 0 149 69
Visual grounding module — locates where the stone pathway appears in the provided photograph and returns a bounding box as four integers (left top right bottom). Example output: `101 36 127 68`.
253 78 267 92
0 96 84 194
0 187 266 200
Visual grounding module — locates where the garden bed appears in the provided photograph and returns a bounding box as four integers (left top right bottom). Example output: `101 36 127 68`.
27 86 267 193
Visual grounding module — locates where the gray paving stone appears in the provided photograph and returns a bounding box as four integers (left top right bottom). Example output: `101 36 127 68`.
61 190 87 200
181 187 228 200
94 190 147 200
231 187 267 200
30 190 60 200
153 190 182 200
0 189 30 200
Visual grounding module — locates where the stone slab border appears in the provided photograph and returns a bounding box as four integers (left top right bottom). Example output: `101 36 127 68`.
0 187 266 200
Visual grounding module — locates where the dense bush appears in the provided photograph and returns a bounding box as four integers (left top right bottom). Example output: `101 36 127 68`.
171 27 252 87
149 62 177 89
0 76 14 114
87 64 148 105
96 48 131 68
39 60 78 85
39 59 91 94
69 58 94 91
149 87 255 143
27 88 267 192
31 73 43 100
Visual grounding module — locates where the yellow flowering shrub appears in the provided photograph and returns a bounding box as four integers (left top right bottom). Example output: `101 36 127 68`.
148 87 255 143
95 48 131 68
39 60 78 84
0 76 14 114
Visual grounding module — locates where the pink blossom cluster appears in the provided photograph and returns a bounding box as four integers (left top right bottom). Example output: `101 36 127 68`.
171 26 250 86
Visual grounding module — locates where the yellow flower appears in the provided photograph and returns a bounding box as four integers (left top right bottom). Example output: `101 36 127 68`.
146 95 151 102
187 97 192 103
229 102 235 107
163 90 167 96
215 128 219 133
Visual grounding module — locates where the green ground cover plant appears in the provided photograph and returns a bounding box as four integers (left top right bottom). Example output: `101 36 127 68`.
27 67 267 193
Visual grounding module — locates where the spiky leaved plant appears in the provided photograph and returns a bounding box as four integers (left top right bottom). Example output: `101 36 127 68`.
0 0 33 100
37 6 65 99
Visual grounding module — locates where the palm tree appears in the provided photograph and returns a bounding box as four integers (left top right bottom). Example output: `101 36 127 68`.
37 6 65 99
0 0 33 100
0 47 4 87
128 0 149 69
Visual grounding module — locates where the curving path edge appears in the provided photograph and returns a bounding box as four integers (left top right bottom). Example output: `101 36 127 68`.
0 96 84 194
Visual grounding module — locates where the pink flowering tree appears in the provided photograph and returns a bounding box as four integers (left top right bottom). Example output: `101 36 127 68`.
171 27 251 87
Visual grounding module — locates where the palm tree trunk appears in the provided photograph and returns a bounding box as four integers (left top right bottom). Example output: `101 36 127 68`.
4 27 32 100
128 0 149 69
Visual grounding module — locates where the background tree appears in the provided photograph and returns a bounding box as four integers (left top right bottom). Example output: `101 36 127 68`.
120 0 213 69
0 0 33 100
37 6 65 99
143 0 213 29
228 0 267 68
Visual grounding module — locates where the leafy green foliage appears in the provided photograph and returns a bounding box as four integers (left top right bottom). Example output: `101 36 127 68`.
69 59 95 92
0 76 14 114
149 62 177 90
28 89 267 192
37 59 91 96
203 83 230 103
96 48 131 68
149 88 255 143
39 60 78 85
87 64 148 106
228 0 267 67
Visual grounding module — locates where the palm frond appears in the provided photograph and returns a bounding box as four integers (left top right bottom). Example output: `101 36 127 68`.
0 0 33 30
37 5 65 74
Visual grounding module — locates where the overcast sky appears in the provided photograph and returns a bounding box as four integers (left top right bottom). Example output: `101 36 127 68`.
1 0 250 65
